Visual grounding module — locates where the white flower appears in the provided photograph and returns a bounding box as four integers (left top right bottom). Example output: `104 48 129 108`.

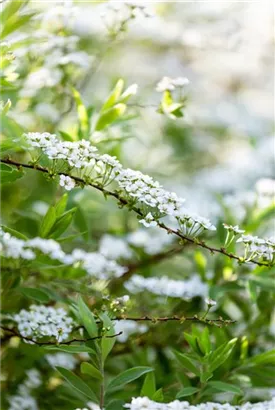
223 223 245 235
139 212 157 228
12 305 74 343
124 397 275 409
205 297 217 307
125 275 208 299
156 76 189 92
59 174 75 191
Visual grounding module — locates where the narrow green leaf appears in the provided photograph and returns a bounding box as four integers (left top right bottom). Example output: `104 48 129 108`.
102 79 124 111
39 206 56 238
152 388 164 402
56 367 98 402
174 351 200 376
208 338 237 373
141 372 156 398
81 362 102 380
95 103 126 131
78 296 98 338
208 381 243 395
18 287 50 303
1 169 24 184
55 194 68 217
44 345 95 354
176 387 200 399
49 208 76 239
107 367 153 392
0 225 28 240
98 312 116 361
72 88 89 138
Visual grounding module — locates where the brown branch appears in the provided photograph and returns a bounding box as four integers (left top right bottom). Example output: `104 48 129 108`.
0 326 122 346
1 313 235 346
112 315 236 326
0 157 271 268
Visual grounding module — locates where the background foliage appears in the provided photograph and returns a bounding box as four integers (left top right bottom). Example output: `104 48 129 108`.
1 1 274 409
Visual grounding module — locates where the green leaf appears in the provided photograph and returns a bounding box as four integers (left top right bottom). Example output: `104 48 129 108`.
102 79 124 111
81 362 102 380
208 381 243 395
249 276 275 292
119 83 138 104
184 332 202 356
174 351 200 376
242 349 275 367
0 225 28 240
98 312 115 361
56 367 98 402
1 11 37 39
77 296 98 338
74 207 89 241
18 287 50 303
55 194 68 217
247 280 258 302
141 372 156 398
39 206 56 238
95 103 126 131
208 338 237 373
106 400 125 410
176 387 200 399
49 208 77 239
44 345 95 354
152 388 164 402
72 88 89 138
1 0 25 22
198 327 211 355
1 169 24 184
107 367 153 392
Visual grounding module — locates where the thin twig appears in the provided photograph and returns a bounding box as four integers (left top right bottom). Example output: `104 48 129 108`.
0 326 122 346
0 157 271 268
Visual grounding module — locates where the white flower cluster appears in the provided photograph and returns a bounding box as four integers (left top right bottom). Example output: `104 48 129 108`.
124 397 275 410
156 76 190 92
8 369 41 410
60 175 75 191
128 228 174 255
46 353 78 370
12 305 74 343
75 403 100 410
114 320 148 343
23 133 216 238
237 235 275 262
0 229 126 280
222 224 275 262
99 234 133 260
125 275 208 300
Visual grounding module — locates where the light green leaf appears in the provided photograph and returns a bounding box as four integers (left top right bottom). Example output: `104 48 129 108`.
44 345 95 354
1 169 24 184
81 362 102 380
56 367 98 402
208 381 243 395
18 287 50 303
140 372 156 398
95 103 126 131
77 296 98 338
174 351 200 376
39 206 56 238
98 312 115 361
176 387 200 399
55 194 68 217
72 88 89 138
107 367 153 392
208 338 237 373
102 79 124 111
